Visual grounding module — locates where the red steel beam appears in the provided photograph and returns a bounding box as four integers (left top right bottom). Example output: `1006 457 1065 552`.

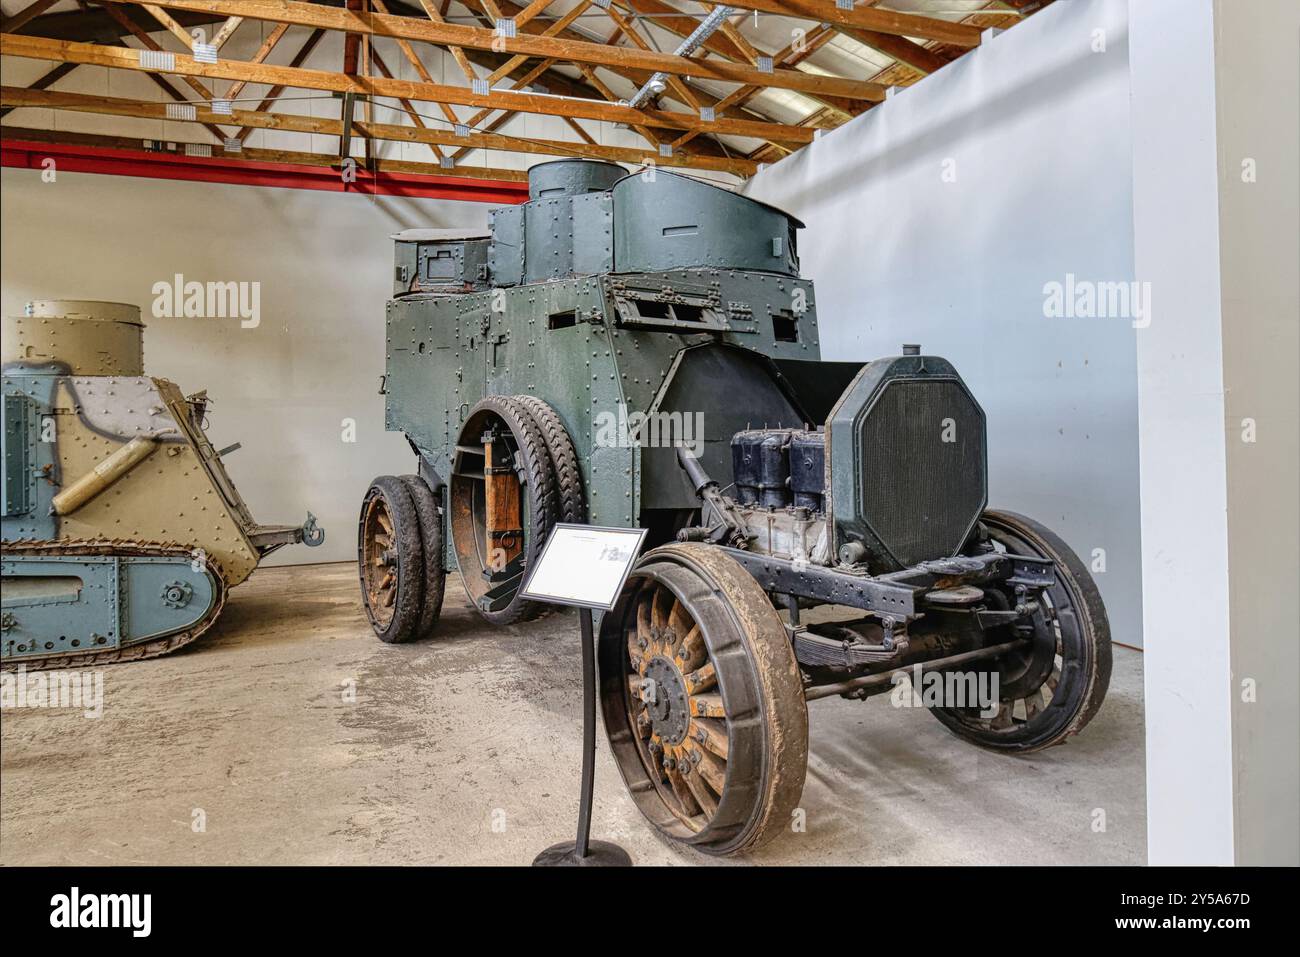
0 138 529 203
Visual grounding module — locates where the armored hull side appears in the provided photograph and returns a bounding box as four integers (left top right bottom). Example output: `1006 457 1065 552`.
386 263 824 547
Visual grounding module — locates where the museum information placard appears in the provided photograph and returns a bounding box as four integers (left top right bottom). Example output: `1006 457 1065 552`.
521 524 648 610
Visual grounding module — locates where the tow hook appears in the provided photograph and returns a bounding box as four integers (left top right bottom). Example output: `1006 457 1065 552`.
301 512 326 547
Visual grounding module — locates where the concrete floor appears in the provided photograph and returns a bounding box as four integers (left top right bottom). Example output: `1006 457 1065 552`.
1 563 1146 866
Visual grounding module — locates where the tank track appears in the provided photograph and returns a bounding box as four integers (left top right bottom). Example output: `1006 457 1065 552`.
0 538 228 672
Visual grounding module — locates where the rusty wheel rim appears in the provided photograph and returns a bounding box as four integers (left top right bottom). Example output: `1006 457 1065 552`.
360 494 398 628
624 579 729 832
603 545 810 855
450 419 526 605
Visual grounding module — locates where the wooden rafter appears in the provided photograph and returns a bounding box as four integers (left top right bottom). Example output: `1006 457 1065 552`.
741 0 1028 164
3 4 222 42
600 3 699 112
39 19 226 145
792 0 951 77
0 33 819 141
224 19 289 100
98 2 215 103
104 0 887 101
510 0 555 31
609 0 749 62
450 54 554 161
575 62 659 151
1 123 531 181
486 0 588 85
708 5 761 66
671 20 838 150
0 85 759 174
609 0 858 123
450 42 738 161
451 107 516 160
562 116 594 145
461 54 553 127
234 26 323 140
458 0 766 160
368 43 447 161
838 24 949 77
210 14 242 48
459 0 796 157
1 0 61 34
0 58 76 118
371 0 462 130
140 3 196 49
414 0 478 81
447 1 590 165
342 0 363 74
0 0 834 163
143 69 226 142
678 0 984 47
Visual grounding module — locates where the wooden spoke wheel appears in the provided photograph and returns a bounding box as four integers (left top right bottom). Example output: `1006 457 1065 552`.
449 396 559 625
599 543 808 856
357 475 424 644
930 509 1112 752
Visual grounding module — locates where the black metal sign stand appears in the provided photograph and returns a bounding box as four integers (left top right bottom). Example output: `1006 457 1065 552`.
533 607 632 866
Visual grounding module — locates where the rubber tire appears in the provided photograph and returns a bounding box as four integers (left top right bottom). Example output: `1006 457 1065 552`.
514 396 586 525
450 395 559 626
400 474 446 640
599 543 809 856
358 475 424 644
930 509 1113 752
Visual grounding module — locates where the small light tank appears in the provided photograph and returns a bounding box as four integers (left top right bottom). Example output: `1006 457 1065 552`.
1 300 323 669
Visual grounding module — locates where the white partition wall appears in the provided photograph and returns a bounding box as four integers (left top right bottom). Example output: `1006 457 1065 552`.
1131 0 1300 866
1128 0 1235 866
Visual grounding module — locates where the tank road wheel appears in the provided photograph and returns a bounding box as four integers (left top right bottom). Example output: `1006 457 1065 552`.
400 474 446 640
598 543 808 856
449 396 559 625
930 509 1113 752
358 475 424 644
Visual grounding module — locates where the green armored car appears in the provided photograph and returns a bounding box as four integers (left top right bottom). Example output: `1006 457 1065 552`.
360 159 1111 857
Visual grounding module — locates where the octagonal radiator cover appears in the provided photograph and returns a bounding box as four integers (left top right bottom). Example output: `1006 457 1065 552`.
827 355 988 571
